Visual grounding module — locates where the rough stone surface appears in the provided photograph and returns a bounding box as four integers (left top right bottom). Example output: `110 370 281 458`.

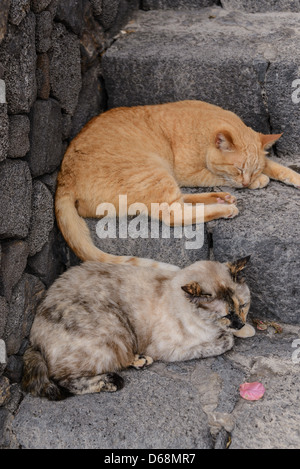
71 64 106 139
30 0 52 14
0 0 10 44
56 0 85 36
0 408 19 449
98 0 120 30
0 12 36 114
27 227 64 287
0 240 29 301
12 324 300 449
0 376 10 406
13 364 213 449
49 23 81 115
210 176 300 324
27 181 54 257
221 0 300 12
9 0 30 26
26 99 62 177
0 297 9 337
36 11 52 53
143 0 219 9
103 8 300 156
0 159 32 239
8 114 30 158
0 104 9 162
3 274 45 355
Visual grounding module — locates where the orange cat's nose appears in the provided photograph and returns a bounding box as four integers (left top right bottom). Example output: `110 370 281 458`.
242 182 249 187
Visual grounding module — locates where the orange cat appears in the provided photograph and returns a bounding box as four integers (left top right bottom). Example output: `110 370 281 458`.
55 100 300 269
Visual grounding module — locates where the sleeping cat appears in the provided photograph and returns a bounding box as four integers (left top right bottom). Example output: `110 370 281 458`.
22 256 254 400
55 100 300 270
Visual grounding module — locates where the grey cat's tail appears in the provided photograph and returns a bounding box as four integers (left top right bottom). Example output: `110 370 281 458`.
22 346 67 401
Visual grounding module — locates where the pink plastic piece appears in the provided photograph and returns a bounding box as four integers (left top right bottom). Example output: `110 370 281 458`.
239 382 265 401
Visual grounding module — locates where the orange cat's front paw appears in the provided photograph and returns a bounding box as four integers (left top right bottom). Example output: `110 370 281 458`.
222 204 239 219
216 193 237 204
248 174 270 189
283 172 300 189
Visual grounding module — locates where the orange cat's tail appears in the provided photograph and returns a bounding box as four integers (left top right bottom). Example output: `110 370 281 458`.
55 186 179 271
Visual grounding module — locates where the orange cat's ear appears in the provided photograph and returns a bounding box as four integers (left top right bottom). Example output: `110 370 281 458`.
215 131 235 152
260 133 283 150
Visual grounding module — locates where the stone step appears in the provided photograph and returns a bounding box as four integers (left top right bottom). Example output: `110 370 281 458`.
103 7 300 157
142 0 300 12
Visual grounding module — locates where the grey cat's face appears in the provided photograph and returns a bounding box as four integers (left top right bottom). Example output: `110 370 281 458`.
180 256 251 330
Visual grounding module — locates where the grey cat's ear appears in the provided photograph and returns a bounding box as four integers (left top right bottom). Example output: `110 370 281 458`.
226 256 250 281
181 282 212 298
215 131 235 152
259 133 283 150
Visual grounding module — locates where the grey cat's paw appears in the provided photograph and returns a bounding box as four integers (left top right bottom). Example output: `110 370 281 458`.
130 354 154 369
102 373 124 391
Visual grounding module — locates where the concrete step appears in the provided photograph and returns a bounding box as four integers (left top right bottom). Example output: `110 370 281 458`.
142 0 300 12
103 7 300 157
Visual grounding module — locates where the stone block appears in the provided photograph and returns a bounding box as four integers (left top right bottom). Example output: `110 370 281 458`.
221 0 300 12
98 0 120 30
27 181 54 257
55 0 85 36
9 0 30 26
0 104 8 162
26 99 62 177
36 53 50 100
30 0 52 13
211 179 300 324
0 159 32 239
0 12 36 114
8 114 30 158
28 227 64 287
0 241 29 301
0 298 8 338
12 367 213 448
4 355 23 383
103 8 300 157
0 376 10 406
0 0 10 44
90 0 102 17
36 11 52 53
4 274 45 355
71 64 106 139
266 62 300 157
49 23 81 115
80 4 105 73
143 0 219 9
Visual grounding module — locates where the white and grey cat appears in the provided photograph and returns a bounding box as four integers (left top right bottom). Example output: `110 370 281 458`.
22 257 254 400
